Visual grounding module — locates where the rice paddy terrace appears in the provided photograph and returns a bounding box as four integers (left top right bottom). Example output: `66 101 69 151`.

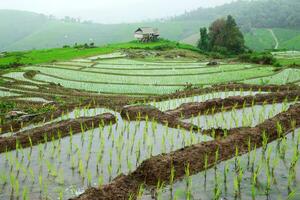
1 50 300 200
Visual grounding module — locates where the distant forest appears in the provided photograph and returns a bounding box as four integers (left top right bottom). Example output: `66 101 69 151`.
173 0 300 30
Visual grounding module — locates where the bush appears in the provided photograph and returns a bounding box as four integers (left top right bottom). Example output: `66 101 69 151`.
0 61 23 69
0 101 15 114
238 52 276 65
209 52 225 59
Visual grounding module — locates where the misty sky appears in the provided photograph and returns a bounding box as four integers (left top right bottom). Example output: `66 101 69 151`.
1 0 234 23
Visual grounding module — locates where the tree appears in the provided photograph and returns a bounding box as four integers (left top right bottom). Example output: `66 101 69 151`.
197 27 209 51
208 18 227 52
224 15 245 54
198 15 245 54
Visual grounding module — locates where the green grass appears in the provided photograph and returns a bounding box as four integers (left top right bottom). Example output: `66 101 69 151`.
272 28 300 50
0 40 200 69
244 29 275 51
244 28 300 52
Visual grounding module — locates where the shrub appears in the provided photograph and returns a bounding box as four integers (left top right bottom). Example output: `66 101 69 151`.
0 61 23 69
209 52 225 59
238 52 276 65
0 101 15 114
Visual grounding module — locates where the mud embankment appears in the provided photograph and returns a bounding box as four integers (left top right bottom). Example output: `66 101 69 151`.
166 90 300 119
153 83 299 102
72 104 300 200
0 113 116 153
121 91 300 133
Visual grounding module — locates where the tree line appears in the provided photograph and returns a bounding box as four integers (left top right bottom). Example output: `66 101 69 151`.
173 0 300 30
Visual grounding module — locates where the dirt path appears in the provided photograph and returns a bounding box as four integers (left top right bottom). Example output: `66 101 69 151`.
269 29 279 50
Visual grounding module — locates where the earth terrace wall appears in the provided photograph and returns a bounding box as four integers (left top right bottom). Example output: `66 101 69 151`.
72 103 300 200
0 113 116 153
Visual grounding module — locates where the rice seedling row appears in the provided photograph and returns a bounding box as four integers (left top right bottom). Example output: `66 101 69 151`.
27 64 272 78
0 116 212 199
73 102 300 200
142 128 300 200
149 90 268 111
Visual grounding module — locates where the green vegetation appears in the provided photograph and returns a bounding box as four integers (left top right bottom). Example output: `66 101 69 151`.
0 39 199 70
238 52 278 66
174 0 300 30
244 28 300 52
273 51 300 66
244 29 276 52
1 0 299 51
17 62 274 95
198 15 245 54
0 115 211 199
0 10 208 51
273 28 300 50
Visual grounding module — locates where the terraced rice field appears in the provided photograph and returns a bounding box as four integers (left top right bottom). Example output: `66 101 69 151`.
0 57 282 96
273 51 300 66
2 51 300 98
1 52 300 200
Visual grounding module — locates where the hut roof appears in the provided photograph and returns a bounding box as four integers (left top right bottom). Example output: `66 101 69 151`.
135 27 159 35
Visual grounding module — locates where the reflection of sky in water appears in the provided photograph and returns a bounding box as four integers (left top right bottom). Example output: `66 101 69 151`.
2 107 116 137
142 129 300 200
150 91 268 111
183 102 295 130
0 117 212 200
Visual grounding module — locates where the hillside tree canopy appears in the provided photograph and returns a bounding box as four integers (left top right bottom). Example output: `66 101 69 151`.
198 15 245 54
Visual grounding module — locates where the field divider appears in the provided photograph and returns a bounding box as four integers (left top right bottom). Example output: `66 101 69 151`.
165 90 300 119
72 103 300 200
32 70 282 88
0 113 116 153
121 91 300 133
90 64 222 71
36 64 267 77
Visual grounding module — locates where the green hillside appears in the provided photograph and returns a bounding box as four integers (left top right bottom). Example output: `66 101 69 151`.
273 28 300 50
245 28 300 51
244 29 276 51
181 28 300 52
0 39 200 69
0 10 208 51
1 0 299 52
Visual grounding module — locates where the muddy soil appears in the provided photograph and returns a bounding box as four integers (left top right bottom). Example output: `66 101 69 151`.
0 95 132 134
153 83 300 102
72 103 300 200
0 113 116 153
2 83 296 134
121 90 300 133
166 90 300 118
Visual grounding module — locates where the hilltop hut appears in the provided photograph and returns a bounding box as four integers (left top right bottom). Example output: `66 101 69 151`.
134 27 159 42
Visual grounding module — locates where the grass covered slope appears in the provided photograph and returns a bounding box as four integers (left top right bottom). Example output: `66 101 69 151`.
0 40 200 69
244 29 276 51
0 10 208 51
181 28 300 52
3 0 300 52
245 28 300 51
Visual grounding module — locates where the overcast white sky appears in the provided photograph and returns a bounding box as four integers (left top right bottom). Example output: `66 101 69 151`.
0 0 235 23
